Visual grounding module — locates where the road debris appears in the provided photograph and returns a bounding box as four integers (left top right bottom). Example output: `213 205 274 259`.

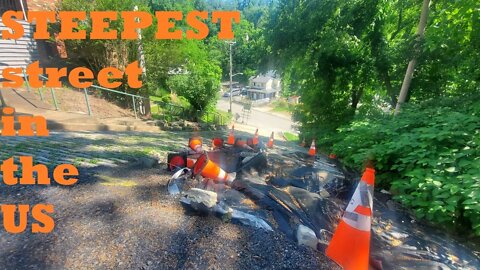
165 133 480 270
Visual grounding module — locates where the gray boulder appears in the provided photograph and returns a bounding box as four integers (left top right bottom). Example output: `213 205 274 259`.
296 224 319 250
180 188 218 213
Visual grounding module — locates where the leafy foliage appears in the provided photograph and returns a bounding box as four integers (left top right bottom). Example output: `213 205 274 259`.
166 43 222 112
267 0 480 132
267 0 382 131
328 94 480 236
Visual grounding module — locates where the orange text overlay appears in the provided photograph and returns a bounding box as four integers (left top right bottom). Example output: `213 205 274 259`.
1 10 240 40
1 107 78 234
1 61 143 89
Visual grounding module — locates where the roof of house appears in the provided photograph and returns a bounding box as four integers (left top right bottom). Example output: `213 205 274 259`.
251 76 274 83
250 70 280 83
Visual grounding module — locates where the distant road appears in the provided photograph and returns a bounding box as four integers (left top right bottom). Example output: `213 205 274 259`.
217 98 296 133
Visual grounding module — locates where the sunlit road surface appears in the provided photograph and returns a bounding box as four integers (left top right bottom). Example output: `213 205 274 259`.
217 98 296 135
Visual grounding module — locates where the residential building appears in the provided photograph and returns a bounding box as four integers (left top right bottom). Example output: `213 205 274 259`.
0 0 62 76
246 71 281 101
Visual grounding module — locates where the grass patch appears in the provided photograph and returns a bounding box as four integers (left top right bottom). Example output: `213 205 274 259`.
283 132 299 142
97 175 137 187
150 96 163 115
213 110 232 125
271 100 294 113
89 158 99 164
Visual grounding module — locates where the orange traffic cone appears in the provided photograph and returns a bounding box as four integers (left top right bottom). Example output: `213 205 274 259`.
326 167 376 270
189 137 203 153
253 129 259 145
212 137 224 149
193 154 236 185
168 154 186 171
227 125 235 145
186 158 196 168
308 139 316 156
235 138 253 150
267 132 274 148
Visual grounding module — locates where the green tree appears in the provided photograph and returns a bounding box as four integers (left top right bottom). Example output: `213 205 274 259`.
267 0 382 135
166 41 222 112
267 0 479 136
395 0 430 115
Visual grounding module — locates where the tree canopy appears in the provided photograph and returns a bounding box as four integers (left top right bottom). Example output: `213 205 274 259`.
266 0 479 135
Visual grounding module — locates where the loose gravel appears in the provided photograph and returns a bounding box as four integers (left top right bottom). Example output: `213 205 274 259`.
0 163 339 270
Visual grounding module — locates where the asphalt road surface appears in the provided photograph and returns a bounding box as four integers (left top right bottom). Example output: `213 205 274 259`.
217 98 296 133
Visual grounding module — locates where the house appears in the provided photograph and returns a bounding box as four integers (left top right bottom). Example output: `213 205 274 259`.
0 0 62 76
246 71 281 101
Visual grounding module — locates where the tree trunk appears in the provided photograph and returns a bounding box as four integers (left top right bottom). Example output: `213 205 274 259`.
351 87 364 110
394 0 430 115
381 69 396 107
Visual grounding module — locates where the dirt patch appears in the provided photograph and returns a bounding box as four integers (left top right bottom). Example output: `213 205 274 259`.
33 87 135 118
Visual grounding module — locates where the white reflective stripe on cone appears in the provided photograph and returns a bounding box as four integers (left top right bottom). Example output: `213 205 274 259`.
359 184 373 209
217 169 227 182
342 181 373 232
342 212 371 232
346 182 373 212
226 173 235 185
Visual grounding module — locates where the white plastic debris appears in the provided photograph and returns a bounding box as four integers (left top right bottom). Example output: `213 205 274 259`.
167 168 190 195
231 209 273 231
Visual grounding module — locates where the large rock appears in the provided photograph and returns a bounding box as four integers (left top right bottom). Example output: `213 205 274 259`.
296 224 319 250
180 188 218 213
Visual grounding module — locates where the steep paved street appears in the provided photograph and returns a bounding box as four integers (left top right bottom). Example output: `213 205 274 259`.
217 98 296 134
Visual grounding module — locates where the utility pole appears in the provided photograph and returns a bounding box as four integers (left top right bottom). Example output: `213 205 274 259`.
134 6 147 77
228 41 235 113
19 0 27 21
134 5 150 117
395 0 430 115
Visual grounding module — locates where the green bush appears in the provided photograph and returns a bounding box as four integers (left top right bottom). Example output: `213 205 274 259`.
199 104 232 125
325 94 480 236
173 96 192 111
149 94 193 121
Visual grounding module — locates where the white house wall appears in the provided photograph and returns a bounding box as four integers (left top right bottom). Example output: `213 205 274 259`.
0 18 40 78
